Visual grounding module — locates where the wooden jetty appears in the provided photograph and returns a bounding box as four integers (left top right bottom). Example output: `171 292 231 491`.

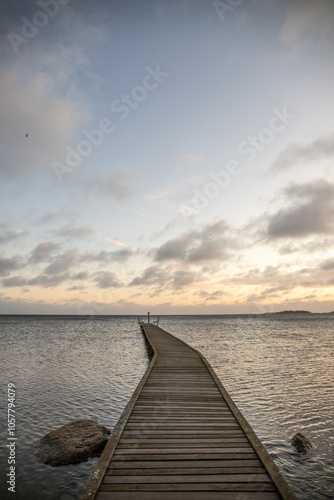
79 323 296 499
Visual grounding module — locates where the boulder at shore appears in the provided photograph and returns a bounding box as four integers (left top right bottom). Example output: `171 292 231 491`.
291 432 313 454
35 419 111 466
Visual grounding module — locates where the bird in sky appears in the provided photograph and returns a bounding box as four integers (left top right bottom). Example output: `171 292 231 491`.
25 133 28 138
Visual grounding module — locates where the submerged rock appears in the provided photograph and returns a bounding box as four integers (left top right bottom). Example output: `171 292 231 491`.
291 432 313 454
35 419 111 466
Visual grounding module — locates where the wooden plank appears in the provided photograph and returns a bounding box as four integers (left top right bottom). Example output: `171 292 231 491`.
133 404 230 409
117 443 251 449
120 430 247 437
125 426 241 431
120 434 247 440
96 492 282 500
129 413 237 422
106 466 266 475
112 453 260 461
114 447 255 455
109 459 263 469
119 438 250 444
130 412 234 416
103 473 272 484
99 482 276 491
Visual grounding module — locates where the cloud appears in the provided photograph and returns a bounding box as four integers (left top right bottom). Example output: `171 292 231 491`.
129 264 200 290
57 225 95 240
130 265 166 287
93 271 120 289
29 242 60 264
85 168 135 201
196 290 225 303
72 271 89 280
271 135 334 173
321 259 334 271
155 238 188 261
2 270 90 289
154 220 237 263
172 269 198 289
81 248 133 263
265 180 334 239
0 229 28 245
2 276 28 287
277 237 334 255
280 0 334 55
44 250 78 275
231 263 322 297
0 255 25 276
28 274 68 288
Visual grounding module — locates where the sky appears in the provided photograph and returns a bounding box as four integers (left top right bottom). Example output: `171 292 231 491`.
1 0 334 315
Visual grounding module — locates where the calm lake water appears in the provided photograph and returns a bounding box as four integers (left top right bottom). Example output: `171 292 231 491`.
0 314 333 499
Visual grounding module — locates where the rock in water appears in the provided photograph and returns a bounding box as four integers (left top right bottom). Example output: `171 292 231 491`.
35 419 111 466
291 432 313 454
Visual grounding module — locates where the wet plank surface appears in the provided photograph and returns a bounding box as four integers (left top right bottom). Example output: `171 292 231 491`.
79 324 297 500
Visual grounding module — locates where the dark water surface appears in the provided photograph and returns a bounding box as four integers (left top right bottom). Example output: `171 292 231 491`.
0 314 333 499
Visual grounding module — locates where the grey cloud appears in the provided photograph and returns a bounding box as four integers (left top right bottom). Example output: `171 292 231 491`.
85 168 135 201
0 230 27 245
3 270 89 289
266 180 334 239
57 225 95 240
155 238 187 261
155 220 235 263
72 271 89 280
321 259 334 270
28 274 68 288
30 242 60 264
93 272 120 289
37 210 78 226
232 258 334 294
130 265 164 287
172 269 197 289
0 255 25 276
67 285 86 291
271 135 334 173
130 264 198 291
81 248 133 263
2 276 28 287
44 250 78 275
131 220 236 290
196 290 225 300
277 238 334 255
280 0 334 54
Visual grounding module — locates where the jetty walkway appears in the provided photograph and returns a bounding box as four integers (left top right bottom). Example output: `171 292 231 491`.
80 323 296 499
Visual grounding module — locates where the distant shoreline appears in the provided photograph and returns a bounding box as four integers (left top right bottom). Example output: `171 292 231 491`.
265 310 312 315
